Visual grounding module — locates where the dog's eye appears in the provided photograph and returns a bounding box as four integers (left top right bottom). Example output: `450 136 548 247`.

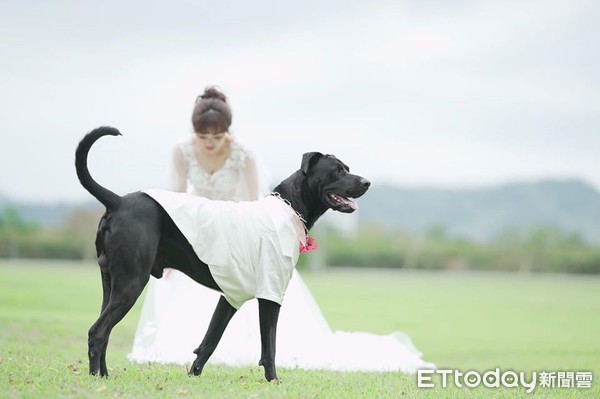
335 166 344 175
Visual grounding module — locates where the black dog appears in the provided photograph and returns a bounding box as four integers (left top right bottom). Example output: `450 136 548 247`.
75 126 370 382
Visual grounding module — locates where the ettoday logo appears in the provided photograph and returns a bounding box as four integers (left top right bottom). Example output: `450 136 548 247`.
417 369 593 393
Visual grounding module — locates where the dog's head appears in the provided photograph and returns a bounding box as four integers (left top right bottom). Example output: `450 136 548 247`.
301 152 370 213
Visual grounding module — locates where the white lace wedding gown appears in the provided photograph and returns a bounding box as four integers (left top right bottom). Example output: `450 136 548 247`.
128 135 435 373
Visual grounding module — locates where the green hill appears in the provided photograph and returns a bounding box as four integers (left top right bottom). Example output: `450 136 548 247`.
359 179 600 243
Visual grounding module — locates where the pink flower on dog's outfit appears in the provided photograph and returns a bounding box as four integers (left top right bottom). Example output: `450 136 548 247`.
300 236 319 254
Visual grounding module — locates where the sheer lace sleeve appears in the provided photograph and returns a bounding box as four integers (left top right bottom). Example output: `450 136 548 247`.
232 141 273 201
169 144 188 193
240 151 260 201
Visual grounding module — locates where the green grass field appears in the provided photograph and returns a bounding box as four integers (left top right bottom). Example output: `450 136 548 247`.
1 259 598 398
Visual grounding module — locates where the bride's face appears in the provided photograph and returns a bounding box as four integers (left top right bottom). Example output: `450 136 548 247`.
196 130 228 154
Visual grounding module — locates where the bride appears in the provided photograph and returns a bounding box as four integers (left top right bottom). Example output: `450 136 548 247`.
128 87 434 373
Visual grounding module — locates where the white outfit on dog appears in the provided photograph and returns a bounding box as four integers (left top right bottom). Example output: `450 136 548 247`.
141 191 304 309
128 134 435 372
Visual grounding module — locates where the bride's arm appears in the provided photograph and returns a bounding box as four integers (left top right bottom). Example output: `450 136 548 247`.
163 144 188 279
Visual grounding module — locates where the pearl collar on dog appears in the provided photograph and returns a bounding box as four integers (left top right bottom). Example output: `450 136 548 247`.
270 192 319 253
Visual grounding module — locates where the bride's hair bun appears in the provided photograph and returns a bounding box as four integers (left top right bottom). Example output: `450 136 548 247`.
192 86 232 133
198 86 227 103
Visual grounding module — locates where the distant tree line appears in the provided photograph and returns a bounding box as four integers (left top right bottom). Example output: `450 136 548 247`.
0 207 101 260
2 208 600 274
308 224 600 274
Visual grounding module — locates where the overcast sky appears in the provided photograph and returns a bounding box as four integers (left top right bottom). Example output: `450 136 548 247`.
1 0 598 203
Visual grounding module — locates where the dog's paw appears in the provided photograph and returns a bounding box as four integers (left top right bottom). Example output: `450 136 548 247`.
188 364 203 377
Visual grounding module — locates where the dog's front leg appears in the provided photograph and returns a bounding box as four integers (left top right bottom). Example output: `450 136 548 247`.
189 296 237 376
258 298 281 382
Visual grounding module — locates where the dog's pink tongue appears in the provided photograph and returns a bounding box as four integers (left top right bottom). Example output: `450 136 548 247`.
341 196 357 210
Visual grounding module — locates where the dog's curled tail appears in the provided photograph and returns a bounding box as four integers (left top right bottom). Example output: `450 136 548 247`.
75 126 123 210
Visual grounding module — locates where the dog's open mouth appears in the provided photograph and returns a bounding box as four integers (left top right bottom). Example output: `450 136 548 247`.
326 192 357 213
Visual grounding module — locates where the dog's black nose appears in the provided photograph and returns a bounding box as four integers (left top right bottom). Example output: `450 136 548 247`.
360 179 371 189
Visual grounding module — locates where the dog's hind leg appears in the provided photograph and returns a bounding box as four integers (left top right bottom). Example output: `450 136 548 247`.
99 270 111 313
98 270 112 376
88 273 149 377
258 299 281 382
189 296 237 376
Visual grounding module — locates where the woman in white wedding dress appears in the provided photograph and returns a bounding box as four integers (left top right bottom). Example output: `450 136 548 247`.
128 87 434 373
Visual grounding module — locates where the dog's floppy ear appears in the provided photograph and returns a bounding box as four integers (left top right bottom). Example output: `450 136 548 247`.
301 152 323 174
